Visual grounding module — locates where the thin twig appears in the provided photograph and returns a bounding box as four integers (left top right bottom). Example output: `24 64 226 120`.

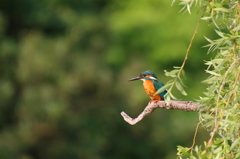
166 6 206 96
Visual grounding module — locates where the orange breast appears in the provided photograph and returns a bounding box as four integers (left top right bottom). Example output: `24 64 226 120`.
143 80 162 100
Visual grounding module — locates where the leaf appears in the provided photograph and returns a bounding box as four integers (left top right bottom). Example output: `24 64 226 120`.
204 36 214 43
181 69 186 80
212 17 220 30
177 145 191 157
201 17 211 20
171 0 176 6
178 76 186 87
165 94 171 104
213 138 223 145
213 8 229 13
211 58 224 65
165 69 179 77
176 81 187 96
215 30 224 38
168 91 177 99
201 114 214 119
154 83 172 96
202 76 219 84
233 25 240 31
236 152 240 158
179 0 191 5
173 66 181 69
204 60 213 66
205 70 221 76
187 4 191 14
213 146 222 154
230 137 240 149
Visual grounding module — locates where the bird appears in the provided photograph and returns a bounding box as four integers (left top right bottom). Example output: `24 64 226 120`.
128 70 167 102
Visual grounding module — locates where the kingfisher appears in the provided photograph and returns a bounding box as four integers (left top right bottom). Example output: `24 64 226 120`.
128 70 167 102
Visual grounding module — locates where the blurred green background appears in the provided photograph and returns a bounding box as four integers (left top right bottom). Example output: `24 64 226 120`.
0 0 216 158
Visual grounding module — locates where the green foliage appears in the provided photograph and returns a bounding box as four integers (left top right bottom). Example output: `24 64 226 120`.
154 68 187 102
173 0 240 158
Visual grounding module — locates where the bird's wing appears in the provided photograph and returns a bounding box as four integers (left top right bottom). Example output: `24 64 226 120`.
153 80 167 99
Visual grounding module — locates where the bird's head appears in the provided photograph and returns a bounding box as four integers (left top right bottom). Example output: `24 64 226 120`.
128 70 158 81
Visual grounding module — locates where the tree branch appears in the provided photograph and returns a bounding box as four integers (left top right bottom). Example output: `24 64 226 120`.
121 100 205 125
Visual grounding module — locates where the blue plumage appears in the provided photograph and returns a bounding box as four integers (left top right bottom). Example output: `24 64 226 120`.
128 70 167 101
153 80 167 99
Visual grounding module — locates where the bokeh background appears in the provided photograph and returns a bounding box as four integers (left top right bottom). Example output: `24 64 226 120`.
0 0 216 159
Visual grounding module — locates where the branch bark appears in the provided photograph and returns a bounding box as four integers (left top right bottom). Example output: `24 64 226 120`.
121 100 205 125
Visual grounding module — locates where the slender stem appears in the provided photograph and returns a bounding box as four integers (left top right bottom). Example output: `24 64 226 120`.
167 7 207 94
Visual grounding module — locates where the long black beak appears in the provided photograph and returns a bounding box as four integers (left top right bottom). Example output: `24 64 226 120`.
128 76 142 81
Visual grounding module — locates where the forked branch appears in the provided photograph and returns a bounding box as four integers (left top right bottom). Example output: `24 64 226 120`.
121 100 207 125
